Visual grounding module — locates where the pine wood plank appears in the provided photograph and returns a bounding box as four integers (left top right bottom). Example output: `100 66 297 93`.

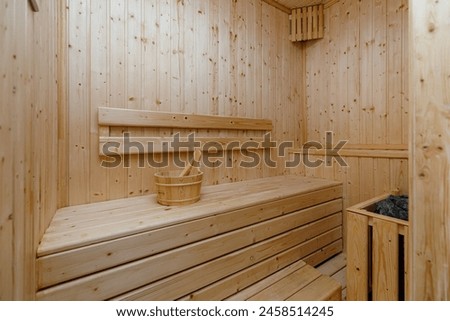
107 0 128 201
125 0 144 200
140 0 158 196
99 136 267 155
346 211 369 300
410 1 450 300
12 0 29 300
372 0 387 144
331 267 346 290
374 158 390 195
89 0 109 203
37 213 342 300
403 225 409 299
181 256 308 301
302 239 343 269
335 1 347 143
38 176 342 256
327 3 338 141
347 0 360 144
226 232 338 301
307 6 313 40
1 0 58 300
316 253 346 276
170 0 182 115
248 264 322 301
68 0 90 205
290 148 408 159
116 227 342 301
195 0 209 117
312 5 318 39
390 158 408 194
318 3 324 38
302 7 307 41
0 0 14 300
359 0 374 145
359 157 374 201
49 176 339 222
57 0 69 208
372 218 399 300
38 198 342 288
157 0 171 114
386 0 403 145
400 0 409 146
98 107 273 131
287 275 341 301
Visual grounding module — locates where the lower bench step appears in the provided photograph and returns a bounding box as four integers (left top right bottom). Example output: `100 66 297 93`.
226 260 341 301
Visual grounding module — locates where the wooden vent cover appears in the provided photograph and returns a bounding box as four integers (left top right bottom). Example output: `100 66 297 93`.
290 4 324 42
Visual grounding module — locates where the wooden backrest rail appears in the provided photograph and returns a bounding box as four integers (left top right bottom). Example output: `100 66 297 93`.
98 107 273 156
98 107 272 131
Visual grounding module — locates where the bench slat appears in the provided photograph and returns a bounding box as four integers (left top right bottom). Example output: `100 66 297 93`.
247 264 322 301
179 257 308 301
37 176 344 301
225 260 309 301
37 214 342 300
115 228 342 301
38 176 342 256
98 107 273 131
287 275 342 301
38 198 342 288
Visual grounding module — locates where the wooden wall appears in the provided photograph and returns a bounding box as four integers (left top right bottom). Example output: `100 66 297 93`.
60 0 304 206
301 0 409 210
409 0 450 301
0 0 58 300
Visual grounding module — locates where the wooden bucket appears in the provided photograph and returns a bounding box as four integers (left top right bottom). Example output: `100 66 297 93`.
154 170 203 206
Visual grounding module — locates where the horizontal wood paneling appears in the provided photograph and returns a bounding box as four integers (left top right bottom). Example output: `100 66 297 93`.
62 0 304 206
0 0 58 300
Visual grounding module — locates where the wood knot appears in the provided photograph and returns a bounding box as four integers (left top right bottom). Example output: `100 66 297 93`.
428 23 436 33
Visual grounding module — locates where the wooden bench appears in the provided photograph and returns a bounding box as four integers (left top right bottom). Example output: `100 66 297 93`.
36 176 343 300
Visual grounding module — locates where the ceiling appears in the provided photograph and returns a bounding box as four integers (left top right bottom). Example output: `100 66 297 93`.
274 0 325 9
263 0 330 14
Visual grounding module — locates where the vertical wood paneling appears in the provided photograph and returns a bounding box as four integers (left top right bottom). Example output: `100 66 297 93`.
359 0 374 144
126 0 143 198
12 0 29 298
57 1 69 208
302 0 409 215
0 0 15 300
305 0 408 145
108 0 127 200
400 0 408 146
62 0 304 205
410 0 450 301
372 218 399 300
372 0 387 144
68 0 90 204
386 0 403 145
346 211 369 300
1 0 58 299
90 0 108 202
141 0 159 195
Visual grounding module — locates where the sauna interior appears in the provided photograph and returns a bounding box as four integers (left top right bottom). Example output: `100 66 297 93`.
1 0 449 301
